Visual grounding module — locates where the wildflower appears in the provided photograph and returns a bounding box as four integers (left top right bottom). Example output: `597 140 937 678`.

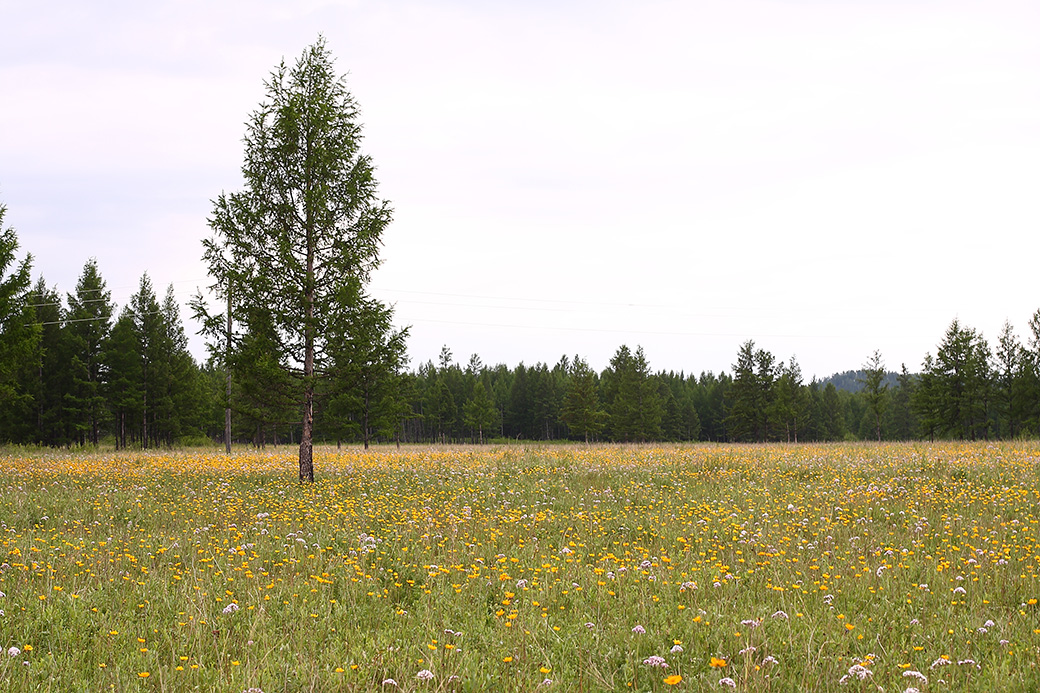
953 586 966 595
222 602 240 614
643 655 669 668
381 679 398 687
902 670 927 684
957 659 979 668
243 689 266 693
741 618 761 629
416 669 435 681
983 619 995 628
846 664 871 681
709 656 727 668
539 679 552 687
771 610 788 620
585 622 595 630
663 674 682 685
8 647 20 657
719 677 737 688
762 656 779 665
738 646 757 656
632 625 646 634
930 657 951 670
671 644 684 653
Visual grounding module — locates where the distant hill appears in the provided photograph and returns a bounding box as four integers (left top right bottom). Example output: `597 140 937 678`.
820 370 901 393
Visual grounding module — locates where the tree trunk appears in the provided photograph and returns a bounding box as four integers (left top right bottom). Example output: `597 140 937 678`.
225 288 232 454
299 198 316 482
300 383 314 481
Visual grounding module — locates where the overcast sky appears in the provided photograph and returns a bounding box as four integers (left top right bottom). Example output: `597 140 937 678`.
2 0 1038 379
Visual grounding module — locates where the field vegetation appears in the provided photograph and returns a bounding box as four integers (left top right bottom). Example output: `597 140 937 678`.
1 442 1038 691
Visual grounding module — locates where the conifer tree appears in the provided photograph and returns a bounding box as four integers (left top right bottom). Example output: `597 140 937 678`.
202 38 394 480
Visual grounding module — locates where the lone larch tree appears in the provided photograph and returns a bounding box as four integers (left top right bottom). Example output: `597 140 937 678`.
201 38 393 481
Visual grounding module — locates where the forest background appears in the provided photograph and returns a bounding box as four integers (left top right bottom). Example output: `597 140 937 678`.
2 221 1038 449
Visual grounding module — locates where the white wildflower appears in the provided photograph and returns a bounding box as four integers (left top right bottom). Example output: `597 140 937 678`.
631 625 646 634
902 670 927 684
222 602 240 614
930 657 951 670
719 677 737 688
739 645 757 656
381 679 398 687
642 655 668 668
847 664 872 680
953 586 966 595
416 669 435 681
584 622 595 630
771 610 789 620
999 639 1010 646
539 678 553 687
8 646 20 657
741 618 761 629
762 655 779 665
671 644 683 653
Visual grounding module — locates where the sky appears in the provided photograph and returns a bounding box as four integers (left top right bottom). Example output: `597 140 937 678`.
2 0 1038 380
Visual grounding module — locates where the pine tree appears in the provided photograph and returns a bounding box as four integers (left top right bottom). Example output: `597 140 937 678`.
561 356 606 443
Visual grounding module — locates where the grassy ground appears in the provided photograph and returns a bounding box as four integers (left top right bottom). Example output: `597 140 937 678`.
0 442 1038 691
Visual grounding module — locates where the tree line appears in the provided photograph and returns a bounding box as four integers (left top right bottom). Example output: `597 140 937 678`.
3 216 1039 448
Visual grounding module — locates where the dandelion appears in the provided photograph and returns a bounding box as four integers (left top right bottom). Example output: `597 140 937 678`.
664 674 682 685
416 669 435 681
710 657 727 668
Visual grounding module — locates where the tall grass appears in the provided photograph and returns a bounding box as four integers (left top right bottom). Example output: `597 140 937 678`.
0 443 1038 691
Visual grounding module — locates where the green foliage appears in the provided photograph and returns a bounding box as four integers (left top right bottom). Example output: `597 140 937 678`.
560 356 606 443
603 345 662 443
202 38 394 480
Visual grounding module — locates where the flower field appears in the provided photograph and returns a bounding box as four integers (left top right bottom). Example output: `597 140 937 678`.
1 443 1039 691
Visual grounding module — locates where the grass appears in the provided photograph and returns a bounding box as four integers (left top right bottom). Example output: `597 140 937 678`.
0 442 1038 691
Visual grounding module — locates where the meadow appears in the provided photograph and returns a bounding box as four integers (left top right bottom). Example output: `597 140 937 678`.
0 443 1038 692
